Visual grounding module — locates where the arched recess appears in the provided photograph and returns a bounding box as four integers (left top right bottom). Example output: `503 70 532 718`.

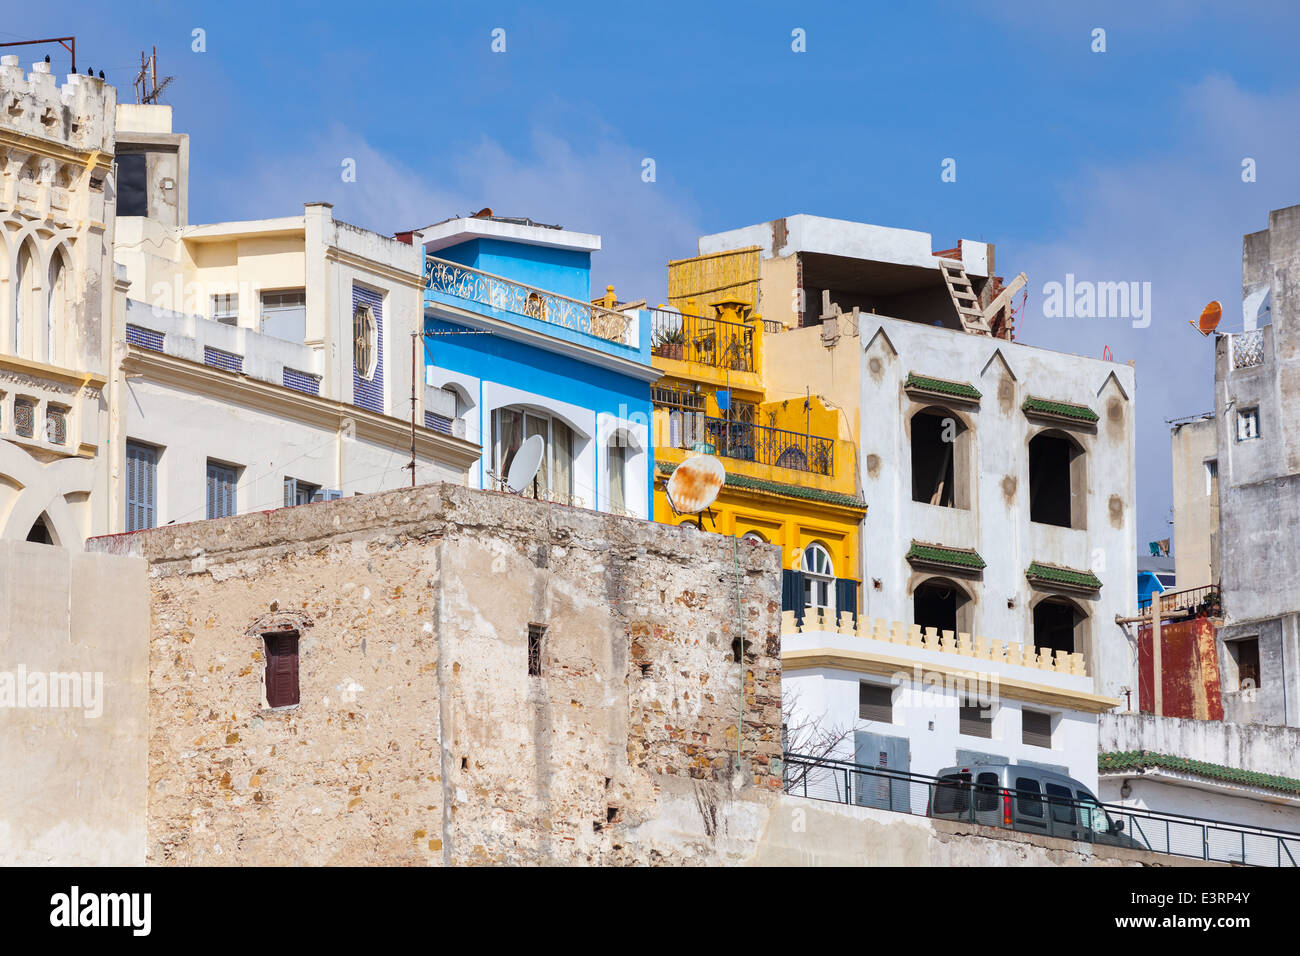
0 443 94 547
1028 428 1087 530
912 575 974 635
1030 593 1090 660
14 236 41 359
47 243 72 367
26 512 57 546
910 404 972 509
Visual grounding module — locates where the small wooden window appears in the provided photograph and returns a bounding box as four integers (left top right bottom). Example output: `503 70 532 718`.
959 703 992 738
858 683 893 723
528 623 546 677
1022 710 1053 748
263 631 300 708
1232 637 1261 689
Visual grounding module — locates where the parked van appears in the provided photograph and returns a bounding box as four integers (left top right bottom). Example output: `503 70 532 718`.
929 762 1147 850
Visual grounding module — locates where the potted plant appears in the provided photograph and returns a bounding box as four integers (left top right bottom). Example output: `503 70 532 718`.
655 326 685 360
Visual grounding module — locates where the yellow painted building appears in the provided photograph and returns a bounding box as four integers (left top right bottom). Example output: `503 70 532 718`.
648 294 865 618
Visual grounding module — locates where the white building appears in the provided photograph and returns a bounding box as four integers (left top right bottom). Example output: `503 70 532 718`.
108 106 479 529
0 58 116 547
1098 713 1300 858
783 612 1117 791
682 215 1138 787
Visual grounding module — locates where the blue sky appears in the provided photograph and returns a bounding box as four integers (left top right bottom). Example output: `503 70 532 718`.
9 0 1300 553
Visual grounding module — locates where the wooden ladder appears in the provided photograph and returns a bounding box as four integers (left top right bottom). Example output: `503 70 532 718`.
937 258 991 333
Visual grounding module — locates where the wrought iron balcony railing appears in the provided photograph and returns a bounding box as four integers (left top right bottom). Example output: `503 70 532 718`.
424 255 631 346
661 413 833 475
649 308 755 372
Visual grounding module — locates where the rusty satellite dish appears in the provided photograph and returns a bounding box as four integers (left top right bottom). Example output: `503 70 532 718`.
1189 300 1222 336
666 454 725 520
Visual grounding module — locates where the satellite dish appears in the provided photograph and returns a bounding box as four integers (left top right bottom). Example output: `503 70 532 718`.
506 435 545 494
666 454 725 515
1189 300 1222 336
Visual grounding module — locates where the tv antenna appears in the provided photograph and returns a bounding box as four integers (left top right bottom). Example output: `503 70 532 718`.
665 453 725 530
134 46 174 104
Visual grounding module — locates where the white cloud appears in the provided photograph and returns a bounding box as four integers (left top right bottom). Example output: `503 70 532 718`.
210 122 701 306
1002 75 1300 547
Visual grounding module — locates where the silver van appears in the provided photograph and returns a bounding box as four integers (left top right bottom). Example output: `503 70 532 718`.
929 762 1146 850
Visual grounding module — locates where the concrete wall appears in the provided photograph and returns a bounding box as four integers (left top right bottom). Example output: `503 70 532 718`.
89 483 783 865
1212 204 1300 727
1097 775 1300 841
1101 712 1300 779
0 541 149 864
1171 416 1218 590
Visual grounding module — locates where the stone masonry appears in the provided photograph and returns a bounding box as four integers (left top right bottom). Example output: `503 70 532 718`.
89 483 783 865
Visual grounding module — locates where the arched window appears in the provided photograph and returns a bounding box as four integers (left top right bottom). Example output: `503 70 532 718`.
741 530 766 544
801 543 835 611
26 514 54 546
914 577 972 635
1028 431 1086 529
493 406 576 504
1033 597 1086 658
607 438 627 514
911 407 969 508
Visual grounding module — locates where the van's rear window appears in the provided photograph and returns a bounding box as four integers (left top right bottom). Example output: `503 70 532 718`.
933 773 971 814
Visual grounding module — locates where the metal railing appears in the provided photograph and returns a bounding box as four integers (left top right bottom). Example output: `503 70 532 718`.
702 416 834 475
1138 583 1221 618
424 255 631 346
783 752 1300 867
650 308 754 372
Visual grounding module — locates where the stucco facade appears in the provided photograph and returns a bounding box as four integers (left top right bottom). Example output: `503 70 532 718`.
421 216 657 520
108 107 479 530
0 58 116 546
1170 415 1219 591
1213 205 1300 727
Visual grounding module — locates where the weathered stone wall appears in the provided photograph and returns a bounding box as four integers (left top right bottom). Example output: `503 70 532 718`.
0 541 149 864
90 483 783 865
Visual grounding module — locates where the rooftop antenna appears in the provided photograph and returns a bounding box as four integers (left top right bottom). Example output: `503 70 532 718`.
134 46 174 104
1189 300 1222 337
0 37 76 73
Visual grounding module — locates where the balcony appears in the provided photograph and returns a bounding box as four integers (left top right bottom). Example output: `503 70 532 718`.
1137 584 1221 620
660 412 834 476
650 308 754 372
423 255 638 350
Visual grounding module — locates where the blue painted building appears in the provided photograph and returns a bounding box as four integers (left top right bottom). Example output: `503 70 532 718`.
416 215 658 518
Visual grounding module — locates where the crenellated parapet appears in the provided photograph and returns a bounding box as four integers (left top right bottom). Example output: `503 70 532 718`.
782 608 1089 678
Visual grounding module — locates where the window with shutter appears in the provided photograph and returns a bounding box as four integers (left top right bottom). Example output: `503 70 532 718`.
263 631 300 708
959 703 993 738
1022 710 1053 748
858 682 893 723
206 460 239 519
125 440 158 531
